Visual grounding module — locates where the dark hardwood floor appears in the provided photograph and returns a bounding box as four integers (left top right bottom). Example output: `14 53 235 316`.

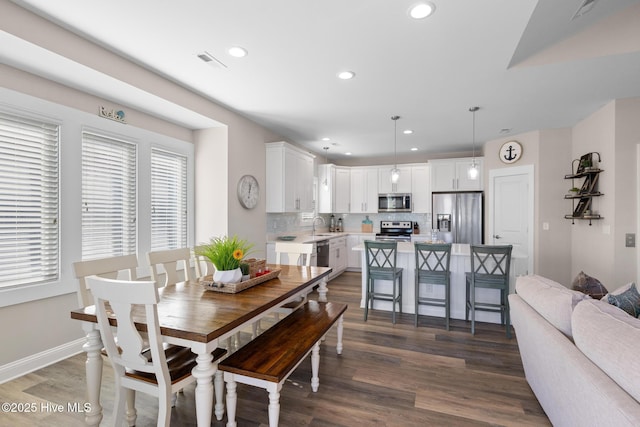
0 272 550 426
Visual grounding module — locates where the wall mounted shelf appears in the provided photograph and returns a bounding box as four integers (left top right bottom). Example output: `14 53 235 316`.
564 152 603 225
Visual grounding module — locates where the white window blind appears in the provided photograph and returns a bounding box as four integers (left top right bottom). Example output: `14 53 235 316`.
151 149 187 251
0 111 59 288
82 132 136 260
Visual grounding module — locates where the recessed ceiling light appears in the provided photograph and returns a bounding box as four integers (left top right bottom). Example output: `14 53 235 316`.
411 147 418 151
409 2 436 19
337 71 356 80
403 129 413 134
345 152 352 156
228 46 248 58
321 137 331 141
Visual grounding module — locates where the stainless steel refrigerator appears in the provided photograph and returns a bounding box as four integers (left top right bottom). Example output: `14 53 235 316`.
432 192 484 244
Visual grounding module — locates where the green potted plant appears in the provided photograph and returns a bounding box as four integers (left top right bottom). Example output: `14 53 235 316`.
568 186 580 197
196 235 254 283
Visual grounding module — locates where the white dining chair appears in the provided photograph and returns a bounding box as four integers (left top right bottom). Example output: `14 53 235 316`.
193 245 215 281
274 242 314 267
272 242 314 316
147 248 194 287
86 275 226 427
73 254 139 307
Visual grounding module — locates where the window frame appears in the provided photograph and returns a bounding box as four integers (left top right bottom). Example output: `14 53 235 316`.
0 90 195 308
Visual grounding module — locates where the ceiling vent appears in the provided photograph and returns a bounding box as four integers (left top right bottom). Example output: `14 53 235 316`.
572 0 599 20
197 51 227 68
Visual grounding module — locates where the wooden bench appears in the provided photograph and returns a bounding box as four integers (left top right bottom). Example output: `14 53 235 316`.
218 300 348 427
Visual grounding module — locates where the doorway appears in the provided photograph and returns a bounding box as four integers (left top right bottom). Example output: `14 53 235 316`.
488 165 534 276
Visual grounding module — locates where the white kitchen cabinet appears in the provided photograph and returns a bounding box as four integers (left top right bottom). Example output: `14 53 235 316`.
335 166 351 213
378 165 412 194
266 142 315 213
430 157 483 192
411 164 431 213
317 164 350 214
329 236 347 278
350 167 378 213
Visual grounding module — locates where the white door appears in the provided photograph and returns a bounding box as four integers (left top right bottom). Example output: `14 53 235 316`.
489 165 534 277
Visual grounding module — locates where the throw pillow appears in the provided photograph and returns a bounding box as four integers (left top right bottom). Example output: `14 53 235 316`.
607 282 640 317
572 271 608 299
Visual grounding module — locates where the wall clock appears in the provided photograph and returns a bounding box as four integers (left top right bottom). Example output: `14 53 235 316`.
499 140 523 164
237 175 259 209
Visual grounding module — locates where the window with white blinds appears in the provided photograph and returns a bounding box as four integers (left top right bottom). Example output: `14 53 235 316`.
151 149 187 251
0 111 59 288
82 132 137 260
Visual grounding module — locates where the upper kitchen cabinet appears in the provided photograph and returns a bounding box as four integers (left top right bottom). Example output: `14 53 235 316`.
266 142 315 213
411 164 431 213
430 157 483 192
350 167 378 213
335 166 351 213
318 164 350 214
378 165 412 193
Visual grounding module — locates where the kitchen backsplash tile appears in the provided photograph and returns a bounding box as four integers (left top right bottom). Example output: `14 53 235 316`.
267 212 431 235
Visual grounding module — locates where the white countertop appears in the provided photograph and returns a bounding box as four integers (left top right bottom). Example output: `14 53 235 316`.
353 241 471 256
266 232 352 244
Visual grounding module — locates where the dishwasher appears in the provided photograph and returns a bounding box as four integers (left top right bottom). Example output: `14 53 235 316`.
316 240 330 267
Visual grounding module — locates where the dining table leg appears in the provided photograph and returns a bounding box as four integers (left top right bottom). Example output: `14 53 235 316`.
317 276 329 302
214 369 225 420
191 351 216 426
81 323 103 426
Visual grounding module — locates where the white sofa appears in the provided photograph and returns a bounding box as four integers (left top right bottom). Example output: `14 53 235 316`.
509 275 640 427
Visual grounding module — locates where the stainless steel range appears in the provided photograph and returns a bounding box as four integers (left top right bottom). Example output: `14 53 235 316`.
375 221 413 242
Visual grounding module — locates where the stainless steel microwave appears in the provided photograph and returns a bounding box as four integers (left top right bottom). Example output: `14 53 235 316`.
378 193 412 212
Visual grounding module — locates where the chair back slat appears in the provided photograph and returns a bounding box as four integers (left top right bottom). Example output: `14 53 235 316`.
147 247 194 286
193 246 214 279
470 245 512 280
73 254 139 307
365 240 398 270
275 242 313 266
415 243 451 273
87 276 167 379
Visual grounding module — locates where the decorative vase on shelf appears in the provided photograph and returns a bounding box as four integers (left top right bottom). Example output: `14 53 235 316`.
213 268 242 283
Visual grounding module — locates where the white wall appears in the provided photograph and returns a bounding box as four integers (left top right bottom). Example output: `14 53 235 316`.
482 98 640 288
484 128 573 284
0 5 282 371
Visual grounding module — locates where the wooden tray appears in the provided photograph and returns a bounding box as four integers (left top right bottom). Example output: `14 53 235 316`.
202 268 281 294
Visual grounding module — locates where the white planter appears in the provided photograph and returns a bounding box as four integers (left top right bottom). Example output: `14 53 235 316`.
213 268 242 283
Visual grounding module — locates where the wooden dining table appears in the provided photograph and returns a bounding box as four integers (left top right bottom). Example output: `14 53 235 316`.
70 264 331 427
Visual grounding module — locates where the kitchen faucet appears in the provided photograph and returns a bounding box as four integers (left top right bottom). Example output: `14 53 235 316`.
312 216 325 237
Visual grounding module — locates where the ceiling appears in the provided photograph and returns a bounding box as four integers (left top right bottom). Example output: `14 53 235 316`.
4 0 640 162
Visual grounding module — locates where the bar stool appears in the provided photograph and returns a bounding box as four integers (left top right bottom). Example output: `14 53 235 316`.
414 243 452 329
465 244 513 338
364 240 403 324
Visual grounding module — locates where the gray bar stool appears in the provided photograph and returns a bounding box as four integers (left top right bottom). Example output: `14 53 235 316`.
414 243 452 329
364 240 403 324
465 244 513 338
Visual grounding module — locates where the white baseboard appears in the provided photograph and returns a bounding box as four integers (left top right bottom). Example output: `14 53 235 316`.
0 338 85 384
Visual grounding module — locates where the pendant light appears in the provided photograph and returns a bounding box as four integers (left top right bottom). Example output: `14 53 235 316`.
468 106 480 180
390 115 400 183
322 146 329 190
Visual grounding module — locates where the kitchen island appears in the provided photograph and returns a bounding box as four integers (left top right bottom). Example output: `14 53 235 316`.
353 242 527 324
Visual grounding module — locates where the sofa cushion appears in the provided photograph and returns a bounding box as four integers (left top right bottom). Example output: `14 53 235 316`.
515 275 589 338
606 283 640 317
572 271 608 299
572 299 640 404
